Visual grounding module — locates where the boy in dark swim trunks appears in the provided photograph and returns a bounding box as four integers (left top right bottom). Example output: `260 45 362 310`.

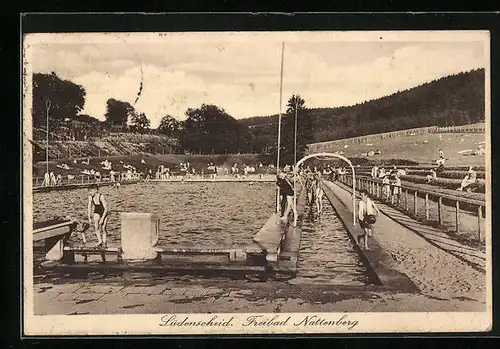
357 190 380 251
87 184 108 247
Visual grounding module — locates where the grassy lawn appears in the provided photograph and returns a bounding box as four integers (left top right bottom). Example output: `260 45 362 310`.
319 132 486 167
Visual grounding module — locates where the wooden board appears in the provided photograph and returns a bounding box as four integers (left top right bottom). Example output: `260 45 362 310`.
33 225 73 242
64 246 121 253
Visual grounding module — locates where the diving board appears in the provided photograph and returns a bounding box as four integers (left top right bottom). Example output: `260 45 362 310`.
33 218 76 261
251 213 288 262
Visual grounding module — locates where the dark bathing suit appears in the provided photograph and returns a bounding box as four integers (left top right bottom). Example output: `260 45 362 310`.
92 194 106 217
277 177 294 196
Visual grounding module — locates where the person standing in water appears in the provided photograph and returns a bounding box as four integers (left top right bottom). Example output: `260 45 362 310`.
313 171 324 216
87 184 108 247
357 190 380 251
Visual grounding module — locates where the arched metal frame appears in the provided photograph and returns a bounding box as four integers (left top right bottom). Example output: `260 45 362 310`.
294 152 357 226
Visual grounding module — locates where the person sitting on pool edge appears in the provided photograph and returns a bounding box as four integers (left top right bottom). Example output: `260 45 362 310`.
276 171 297 226
87 184 109 247
357 189 380 251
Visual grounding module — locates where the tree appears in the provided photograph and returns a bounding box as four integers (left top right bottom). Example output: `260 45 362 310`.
157 115 182 137
129 112 151 134
277 94 313 166
69 114 103 140
244 69 485 145
32 72 86 130
104 98 134 130
179 104 252 154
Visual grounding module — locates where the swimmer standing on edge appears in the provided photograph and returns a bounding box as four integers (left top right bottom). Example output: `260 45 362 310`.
87 184 108 247
276 171 297 226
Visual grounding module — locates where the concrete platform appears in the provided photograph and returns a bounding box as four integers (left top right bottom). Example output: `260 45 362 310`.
33 179 140 193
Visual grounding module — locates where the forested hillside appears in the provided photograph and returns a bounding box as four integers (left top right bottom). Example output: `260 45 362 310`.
240 69 485 151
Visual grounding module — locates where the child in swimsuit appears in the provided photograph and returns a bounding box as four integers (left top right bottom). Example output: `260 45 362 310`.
314 171 324 215
305 171 315 207
87 184 108 247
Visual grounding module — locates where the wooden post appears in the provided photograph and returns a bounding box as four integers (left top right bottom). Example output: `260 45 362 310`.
405 189 409 211
414 191 418 216
455 201 460 234
438 196 443 226
477 205 483 242
425 194 429 220
81 175 84 184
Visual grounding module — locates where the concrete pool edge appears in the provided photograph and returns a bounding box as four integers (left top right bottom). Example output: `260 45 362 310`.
322 181 419 294
36 186 306 282
33 179 140 193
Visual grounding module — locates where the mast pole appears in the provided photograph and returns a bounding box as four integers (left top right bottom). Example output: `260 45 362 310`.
276 42 285 214
45 99 51 175
293 96 298 225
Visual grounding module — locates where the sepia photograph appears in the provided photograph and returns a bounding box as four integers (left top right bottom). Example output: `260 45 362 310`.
22 29 491 335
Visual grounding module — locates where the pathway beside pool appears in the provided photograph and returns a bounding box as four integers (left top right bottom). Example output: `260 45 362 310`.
324 181 486 302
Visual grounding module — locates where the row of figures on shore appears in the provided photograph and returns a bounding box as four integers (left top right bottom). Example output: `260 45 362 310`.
370 165 404 203
147 162 266 180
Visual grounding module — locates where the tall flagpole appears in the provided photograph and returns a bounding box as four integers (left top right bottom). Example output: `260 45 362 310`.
293 97 298 225
276 42 285 214
45 98 51 175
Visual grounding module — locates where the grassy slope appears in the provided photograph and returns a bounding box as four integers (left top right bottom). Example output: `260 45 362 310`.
313 132 486 167
31 133 178 161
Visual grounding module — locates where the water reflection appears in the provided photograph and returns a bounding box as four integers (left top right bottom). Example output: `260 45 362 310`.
33 182 275 248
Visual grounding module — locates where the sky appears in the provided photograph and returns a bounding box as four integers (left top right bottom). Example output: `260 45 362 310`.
28 32 487 128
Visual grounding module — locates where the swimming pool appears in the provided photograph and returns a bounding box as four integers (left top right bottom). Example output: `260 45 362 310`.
33 182 276 248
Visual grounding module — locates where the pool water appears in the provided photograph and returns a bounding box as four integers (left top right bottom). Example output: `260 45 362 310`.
291 196 375 286
33 182 275 248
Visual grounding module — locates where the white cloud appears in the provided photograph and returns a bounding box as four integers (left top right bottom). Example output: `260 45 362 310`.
30 37 486 127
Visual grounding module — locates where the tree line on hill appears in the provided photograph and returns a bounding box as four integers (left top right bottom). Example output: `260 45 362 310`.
31 68 484 163
241 68 485 148
31 72 287 157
